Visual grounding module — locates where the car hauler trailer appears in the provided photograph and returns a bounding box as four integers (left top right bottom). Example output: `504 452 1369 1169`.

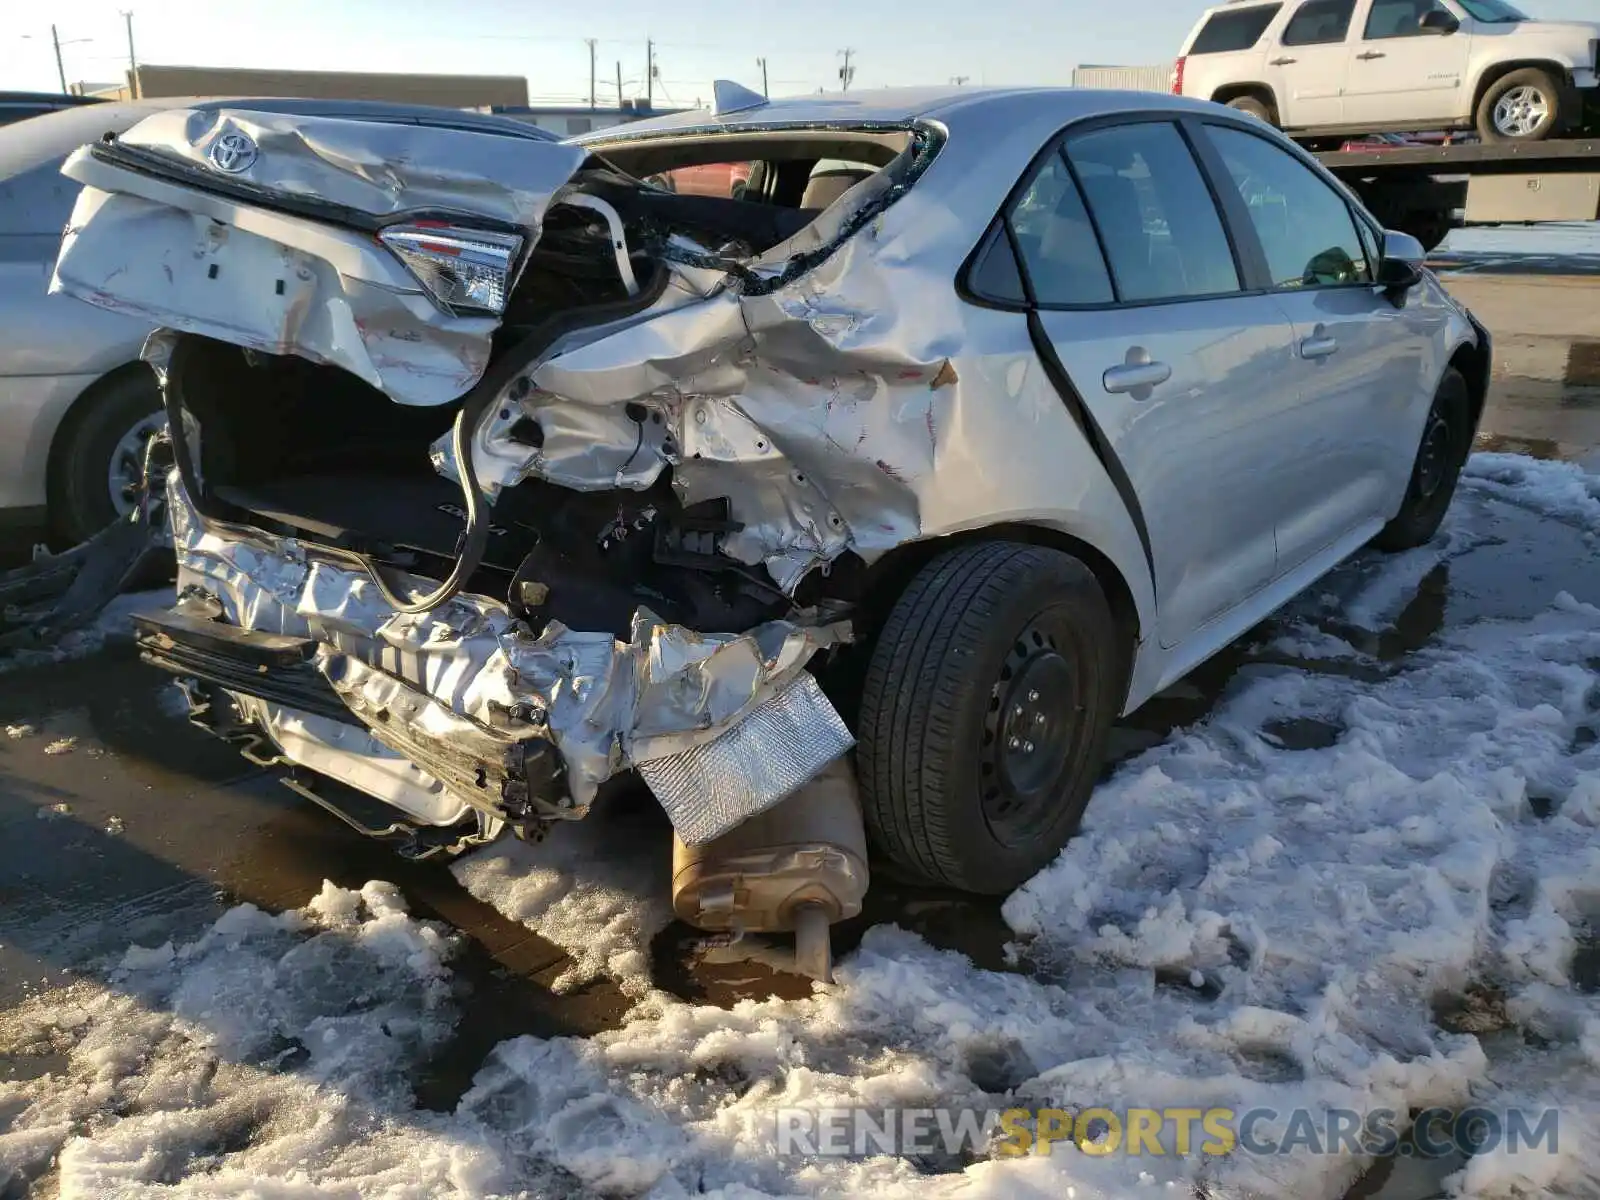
1316 135 1600 251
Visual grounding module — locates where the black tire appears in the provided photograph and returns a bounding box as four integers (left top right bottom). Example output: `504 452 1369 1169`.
1226 95 1276 125
1475 68 1563 143
48 369 164 547
1375 367 1472 552
856 542 1124 893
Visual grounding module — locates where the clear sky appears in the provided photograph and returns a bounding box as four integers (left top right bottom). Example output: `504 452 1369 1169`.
7 0 1596 106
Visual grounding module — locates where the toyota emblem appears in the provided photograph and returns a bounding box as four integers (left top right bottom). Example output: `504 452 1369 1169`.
207 130 258 175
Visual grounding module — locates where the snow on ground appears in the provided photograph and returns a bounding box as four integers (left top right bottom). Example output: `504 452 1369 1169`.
1462 454 1600 533
451 801 674 1001
0 588 175 677
2 456 1597 1199
1440 223 1600 260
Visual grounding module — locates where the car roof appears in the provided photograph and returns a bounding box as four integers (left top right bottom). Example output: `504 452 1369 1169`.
578 85 1224 145
1189 0 1282 19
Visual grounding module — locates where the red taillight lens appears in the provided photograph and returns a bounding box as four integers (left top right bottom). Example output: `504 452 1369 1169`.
1172 56 1186 95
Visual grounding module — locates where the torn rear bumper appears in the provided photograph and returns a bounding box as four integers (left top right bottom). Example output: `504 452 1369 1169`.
154 475 854 849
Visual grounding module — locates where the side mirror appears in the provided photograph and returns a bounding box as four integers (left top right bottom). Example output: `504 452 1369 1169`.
1378 229 1426 302
1419 9 1460 34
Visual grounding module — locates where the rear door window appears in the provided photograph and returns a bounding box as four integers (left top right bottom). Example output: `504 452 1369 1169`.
1063 122 1241 303
1007 152 1115 305
1189 5 1284 53
1282 0 1357 44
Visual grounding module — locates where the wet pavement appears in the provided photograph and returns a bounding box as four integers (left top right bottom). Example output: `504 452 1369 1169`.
1 271 1598 1126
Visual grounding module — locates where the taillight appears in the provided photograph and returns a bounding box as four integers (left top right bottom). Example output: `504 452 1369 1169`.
1171 56 1187 95
378 222 523 317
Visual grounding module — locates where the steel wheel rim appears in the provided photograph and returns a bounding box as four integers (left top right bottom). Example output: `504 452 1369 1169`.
978 614 1082 846
1493 86 1548 138
107 413 170 518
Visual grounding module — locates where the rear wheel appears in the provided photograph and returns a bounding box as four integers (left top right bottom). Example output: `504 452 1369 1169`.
856 542 1124 893
1226 95 1276 125
1476 68 1564 142
1375 367 1472 552
49 370 165 547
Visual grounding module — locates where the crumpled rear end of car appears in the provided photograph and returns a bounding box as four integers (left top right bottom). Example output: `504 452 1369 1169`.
46 103 967 974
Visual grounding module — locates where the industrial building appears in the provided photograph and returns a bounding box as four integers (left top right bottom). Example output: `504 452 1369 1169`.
76 64 530 110
1071 64 1174 92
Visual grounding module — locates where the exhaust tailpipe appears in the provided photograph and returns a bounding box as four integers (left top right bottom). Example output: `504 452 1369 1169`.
670 757 868 983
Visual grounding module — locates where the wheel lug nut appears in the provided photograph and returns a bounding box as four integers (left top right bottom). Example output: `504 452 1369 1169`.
1023 741 1035 753
1013 706 1023 718
1034 712 1045 725
1008 736 1020 749
1028 690 1039 702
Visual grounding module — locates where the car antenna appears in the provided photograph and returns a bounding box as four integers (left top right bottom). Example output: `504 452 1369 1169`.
712 79 768 116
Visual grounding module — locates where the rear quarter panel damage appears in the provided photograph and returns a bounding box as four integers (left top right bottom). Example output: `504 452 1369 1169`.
473 123 1157 632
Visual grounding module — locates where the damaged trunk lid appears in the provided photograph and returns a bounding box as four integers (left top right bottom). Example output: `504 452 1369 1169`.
44 102 954 904
53 106 592 405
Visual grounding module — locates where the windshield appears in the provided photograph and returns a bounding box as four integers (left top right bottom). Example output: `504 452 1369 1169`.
1454 0 1528 23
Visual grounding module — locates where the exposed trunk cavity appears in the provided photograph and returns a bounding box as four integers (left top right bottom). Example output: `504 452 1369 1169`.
48 105 956 849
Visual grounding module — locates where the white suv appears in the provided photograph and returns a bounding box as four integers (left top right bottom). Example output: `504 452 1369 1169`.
1175 0 1600 142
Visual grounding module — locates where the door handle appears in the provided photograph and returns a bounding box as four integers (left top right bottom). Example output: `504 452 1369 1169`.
1300 334 1339 359
1270 56 1298 65
1356 50 1386 60
1103 360 1172 394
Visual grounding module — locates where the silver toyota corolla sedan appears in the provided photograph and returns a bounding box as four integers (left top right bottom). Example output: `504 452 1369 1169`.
46 83 1488 974
0 99 557 551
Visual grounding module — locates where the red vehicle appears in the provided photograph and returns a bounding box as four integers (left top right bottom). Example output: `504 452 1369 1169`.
648 160 754 199
1339 132 1473 152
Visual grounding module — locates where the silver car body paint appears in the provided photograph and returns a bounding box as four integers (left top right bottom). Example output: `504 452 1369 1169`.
52 86 1482 843
52 109 589 407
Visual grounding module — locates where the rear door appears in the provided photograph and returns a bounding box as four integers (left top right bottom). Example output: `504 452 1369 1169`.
1268 0 1358 128
1342 0 1474 126
1197 120 1434 569
1015 118 1299 650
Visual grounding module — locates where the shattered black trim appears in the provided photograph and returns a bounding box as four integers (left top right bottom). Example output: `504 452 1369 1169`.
631 121 947 297
579 116 931 149
1025 310 1157 592
134 608 353 726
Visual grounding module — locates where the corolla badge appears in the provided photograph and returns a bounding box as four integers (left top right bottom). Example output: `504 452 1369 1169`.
207 130 258 174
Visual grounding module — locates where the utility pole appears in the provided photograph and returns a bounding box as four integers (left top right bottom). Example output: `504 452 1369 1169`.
615 60 623 108
837 48 855 92
51 25 68 93
585 38 596 108
122 11 138 98
645 39 654 109
756 56 769 98
951 74 970 86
